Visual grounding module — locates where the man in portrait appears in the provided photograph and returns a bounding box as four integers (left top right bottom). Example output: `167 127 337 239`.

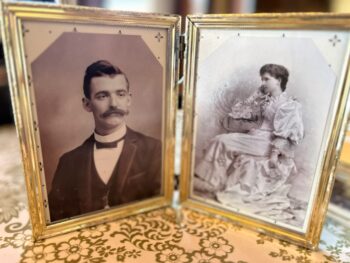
48 60 162 221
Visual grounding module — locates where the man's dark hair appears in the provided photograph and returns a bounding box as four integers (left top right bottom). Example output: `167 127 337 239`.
83 60 129 98
259 64 289 92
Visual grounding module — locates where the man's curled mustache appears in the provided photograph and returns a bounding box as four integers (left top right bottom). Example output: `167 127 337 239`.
102 107 128 118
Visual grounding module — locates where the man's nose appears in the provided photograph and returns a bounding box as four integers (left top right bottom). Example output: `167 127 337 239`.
109 94 118 107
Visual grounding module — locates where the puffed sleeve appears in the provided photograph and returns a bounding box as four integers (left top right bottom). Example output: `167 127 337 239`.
271 99 304 157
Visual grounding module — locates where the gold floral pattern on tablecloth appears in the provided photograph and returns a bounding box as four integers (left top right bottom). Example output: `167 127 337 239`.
0 179 26 224
22 243 56 263
0 126 27 225
110 209 183 252
180 208 241 239
0 125 350 262
0 208 345 263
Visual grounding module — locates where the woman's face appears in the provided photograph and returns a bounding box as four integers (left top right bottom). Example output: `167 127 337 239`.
260 72 282 96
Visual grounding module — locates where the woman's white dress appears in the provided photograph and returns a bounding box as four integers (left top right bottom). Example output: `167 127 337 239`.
195 92 304 223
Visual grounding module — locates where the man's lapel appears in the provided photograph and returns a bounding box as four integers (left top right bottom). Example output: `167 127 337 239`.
114 128 138 195
77 135 94 212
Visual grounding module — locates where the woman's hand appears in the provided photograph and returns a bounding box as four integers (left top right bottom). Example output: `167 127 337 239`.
269 151 279 168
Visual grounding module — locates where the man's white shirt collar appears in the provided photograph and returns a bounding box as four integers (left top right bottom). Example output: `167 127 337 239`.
94 123 127 143
93 123 126 185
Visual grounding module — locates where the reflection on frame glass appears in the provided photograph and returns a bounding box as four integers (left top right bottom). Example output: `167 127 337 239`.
181 14 350 249
329 126 350 226
1 2 179 239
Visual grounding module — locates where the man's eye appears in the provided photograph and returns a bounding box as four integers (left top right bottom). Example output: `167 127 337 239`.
117 91 127 97
96 94 107 99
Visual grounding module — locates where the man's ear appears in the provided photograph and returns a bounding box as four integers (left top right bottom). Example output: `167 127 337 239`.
82 97 92 112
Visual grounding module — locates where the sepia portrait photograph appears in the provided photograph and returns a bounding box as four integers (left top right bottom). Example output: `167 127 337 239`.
189 27 350 233
20 19 170 223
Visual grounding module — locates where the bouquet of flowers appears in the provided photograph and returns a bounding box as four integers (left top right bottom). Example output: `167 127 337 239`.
222 86 269 132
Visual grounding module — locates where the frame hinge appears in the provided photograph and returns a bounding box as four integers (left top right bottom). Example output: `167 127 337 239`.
177 34 186 84
179 34 186 60
176 33 186 108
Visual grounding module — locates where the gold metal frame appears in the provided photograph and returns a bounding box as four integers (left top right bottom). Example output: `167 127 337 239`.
1 2 180 240
180 13 350 249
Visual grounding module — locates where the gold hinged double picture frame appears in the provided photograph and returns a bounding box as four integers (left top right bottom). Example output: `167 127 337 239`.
2 2 350 249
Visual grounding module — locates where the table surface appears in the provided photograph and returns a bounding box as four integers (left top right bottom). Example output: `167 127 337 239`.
0 125 349 263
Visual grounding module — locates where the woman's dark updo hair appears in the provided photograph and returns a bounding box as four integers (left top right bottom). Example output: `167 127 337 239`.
260 64 289 91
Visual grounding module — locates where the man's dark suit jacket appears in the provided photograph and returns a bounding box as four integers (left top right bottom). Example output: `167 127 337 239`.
48 127 161 221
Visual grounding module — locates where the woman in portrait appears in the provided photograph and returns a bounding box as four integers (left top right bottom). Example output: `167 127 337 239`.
194 64 304 222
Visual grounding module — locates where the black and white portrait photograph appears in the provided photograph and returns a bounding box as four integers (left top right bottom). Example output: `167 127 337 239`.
190 29 349 232
21 20 168 222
